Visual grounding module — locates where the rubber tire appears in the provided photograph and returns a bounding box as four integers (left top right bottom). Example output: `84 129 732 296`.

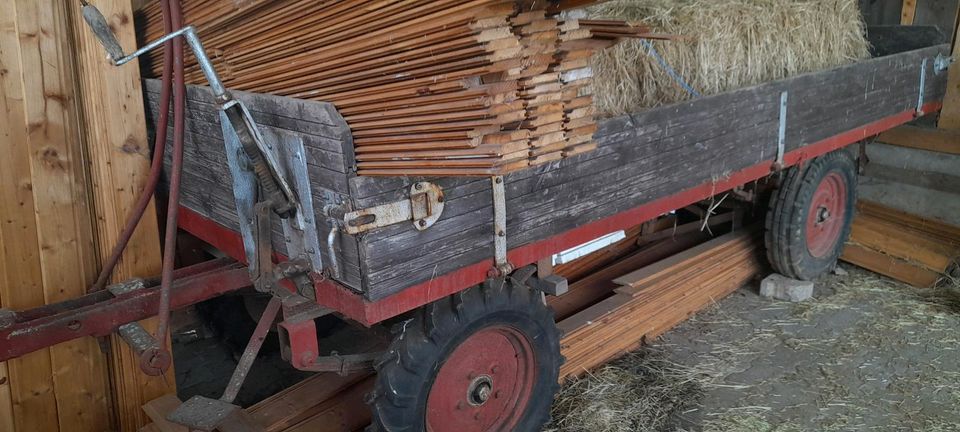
765 149 857 280
367 279 562 432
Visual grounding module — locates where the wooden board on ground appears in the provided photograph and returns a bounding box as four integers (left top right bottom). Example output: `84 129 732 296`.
841 200 960 287
877 125 960 155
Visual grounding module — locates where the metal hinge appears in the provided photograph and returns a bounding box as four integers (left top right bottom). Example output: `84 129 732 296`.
342 182 445 234
490 176 512 277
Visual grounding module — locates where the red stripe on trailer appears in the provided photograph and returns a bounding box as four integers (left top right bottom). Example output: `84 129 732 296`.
178 103 941 326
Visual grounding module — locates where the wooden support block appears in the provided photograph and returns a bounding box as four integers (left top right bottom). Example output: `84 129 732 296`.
877 125 960 155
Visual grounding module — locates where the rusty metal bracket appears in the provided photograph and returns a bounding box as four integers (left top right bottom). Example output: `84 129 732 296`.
106 279 171 376
490 176 512 277
277 305 379 375
342 181 444 234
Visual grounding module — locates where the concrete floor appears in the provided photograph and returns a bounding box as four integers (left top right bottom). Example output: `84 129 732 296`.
549 264 960 431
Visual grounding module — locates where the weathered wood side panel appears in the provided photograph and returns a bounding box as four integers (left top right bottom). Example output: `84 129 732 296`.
144 81 363 290
355 44 950 300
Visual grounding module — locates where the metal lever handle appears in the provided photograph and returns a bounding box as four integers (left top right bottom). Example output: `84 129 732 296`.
81 4 124 62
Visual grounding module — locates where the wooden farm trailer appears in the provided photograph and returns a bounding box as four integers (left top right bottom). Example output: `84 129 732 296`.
0 14 952 430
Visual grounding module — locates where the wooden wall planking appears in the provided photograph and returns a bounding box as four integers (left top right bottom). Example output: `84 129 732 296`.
65 0 174 429
938 10 960 129
0 0 113 430
903 0 918 24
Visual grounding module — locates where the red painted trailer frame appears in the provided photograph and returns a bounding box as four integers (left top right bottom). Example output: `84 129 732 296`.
178 102 942 327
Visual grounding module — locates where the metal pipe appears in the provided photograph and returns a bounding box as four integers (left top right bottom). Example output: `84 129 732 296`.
89 0 174 293
109 26 226 99
152 0 187 376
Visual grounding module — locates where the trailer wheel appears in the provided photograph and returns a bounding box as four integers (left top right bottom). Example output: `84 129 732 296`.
766 150 857 280
367 279 561 432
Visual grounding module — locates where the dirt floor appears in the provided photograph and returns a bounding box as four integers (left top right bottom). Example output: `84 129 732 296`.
546 264 960 432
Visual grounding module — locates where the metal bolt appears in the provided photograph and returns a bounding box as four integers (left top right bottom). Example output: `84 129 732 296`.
475 385 491 403
494 390 501 399
495 177 503 184
0 377 6 385
418 220 427 227
491 366 500 373
415 183 423 190
67 320 81 331
468 372 477 380
474 413 481 420
437 196 444 203
498 230 505 237
456 401 463 410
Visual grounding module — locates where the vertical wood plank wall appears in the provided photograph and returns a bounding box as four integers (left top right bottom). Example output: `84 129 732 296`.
938 10 960 128
0 0 173 430
902 0 918 24
65 0 175 429
0 0 112 430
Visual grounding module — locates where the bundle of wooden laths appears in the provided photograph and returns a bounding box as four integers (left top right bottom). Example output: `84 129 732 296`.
841 201 960 288
136 0 669 176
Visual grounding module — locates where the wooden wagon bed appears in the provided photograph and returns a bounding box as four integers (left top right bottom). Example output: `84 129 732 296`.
150 42 950 324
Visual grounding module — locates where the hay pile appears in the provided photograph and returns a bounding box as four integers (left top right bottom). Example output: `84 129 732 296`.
544 350 706 432
587 0 871 116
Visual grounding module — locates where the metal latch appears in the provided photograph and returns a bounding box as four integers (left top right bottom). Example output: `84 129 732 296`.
343 182 444 234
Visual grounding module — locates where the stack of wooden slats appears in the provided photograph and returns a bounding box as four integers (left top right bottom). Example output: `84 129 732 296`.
557 228 763 378
136 1 667 176
841 201 960 287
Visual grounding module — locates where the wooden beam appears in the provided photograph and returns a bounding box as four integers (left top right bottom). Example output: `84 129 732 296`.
877 125 960 154
938 7 960 129
0 0 114 430
901 0 918 25
66 0 174 429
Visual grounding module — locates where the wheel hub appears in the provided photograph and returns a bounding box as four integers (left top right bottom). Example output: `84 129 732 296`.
468 375 493 406
425 325 536 432
805 172 847 258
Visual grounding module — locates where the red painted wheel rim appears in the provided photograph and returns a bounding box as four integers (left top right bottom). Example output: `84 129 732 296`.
425 325 536 432
805 172 847 258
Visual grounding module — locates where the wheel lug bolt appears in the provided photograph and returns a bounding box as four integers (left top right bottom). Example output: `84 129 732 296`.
494 390 501 399
491 366 499 373
474 413 481 420
456 401 463 410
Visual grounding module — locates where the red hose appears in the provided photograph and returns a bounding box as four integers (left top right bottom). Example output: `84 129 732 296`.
89 0 174 293
153 0 186 362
